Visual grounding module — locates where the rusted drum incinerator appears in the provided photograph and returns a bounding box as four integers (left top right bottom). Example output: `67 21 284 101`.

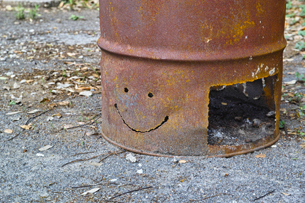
98 0 286 157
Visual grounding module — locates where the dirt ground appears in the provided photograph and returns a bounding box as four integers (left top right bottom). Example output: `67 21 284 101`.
0 3 305 203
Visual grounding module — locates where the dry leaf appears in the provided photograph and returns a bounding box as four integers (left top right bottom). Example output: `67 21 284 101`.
20 124 32 130
13 82 20 89
0 76 8 80
76 86 92 91
221 102 227 105
58 101 69 106
300 144 305 149
28 109 41 114
88 162 103 167
56 83 73 89
180 179 185 182
67 52 77 57
178 160 187 164
26 80 34 84
81 188 100 196
255 153 266 158
48 103 57 108
4 129 13 134
86 131 99 136
52 113 62 118
79 91 93 97
40 98 50 103
281 192 291 196
64 124 74 129
6 111 22 115
39 145 53 151
284 80 297 85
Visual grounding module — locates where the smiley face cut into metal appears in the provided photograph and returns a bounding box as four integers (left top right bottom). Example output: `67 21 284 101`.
114 88 169 133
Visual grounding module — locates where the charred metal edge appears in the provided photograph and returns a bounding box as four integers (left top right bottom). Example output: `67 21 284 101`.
114 104 169 133
100 128 281 158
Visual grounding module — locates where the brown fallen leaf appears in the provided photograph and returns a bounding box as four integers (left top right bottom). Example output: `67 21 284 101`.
180 179 185 182
4 129 13 134
76 87 91 91
255 153 266 158
26 80 34 84
48 103 57 108
67 52 77 57
40 98 50 103
64 124 74 129
57 101 69 106
300 144 305 149
52 113 62 118
20 124 32 130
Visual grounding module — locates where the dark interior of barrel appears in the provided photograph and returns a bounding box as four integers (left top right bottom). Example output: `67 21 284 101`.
208 75 277 146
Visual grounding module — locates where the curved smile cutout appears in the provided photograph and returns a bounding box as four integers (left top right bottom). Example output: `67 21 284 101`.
114 104 169 133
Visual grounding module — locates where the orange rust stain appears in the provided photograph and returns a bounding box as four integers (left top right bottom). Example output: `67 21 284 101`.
215 6 255 45
199 20 213 43
256 1 265 15
138 0 164 23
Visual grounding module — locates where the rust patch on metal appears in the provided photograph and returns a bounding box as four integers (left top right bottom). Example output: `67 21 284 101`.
98 0 286 157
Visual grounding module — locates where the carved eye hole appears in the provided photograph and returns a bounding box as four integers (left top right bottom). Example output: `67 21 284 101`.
148 92 153 98
124 88 129 93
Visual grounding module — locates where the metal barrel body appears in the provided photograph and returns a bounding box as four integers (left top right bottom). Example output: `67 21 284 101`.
98 0 286 157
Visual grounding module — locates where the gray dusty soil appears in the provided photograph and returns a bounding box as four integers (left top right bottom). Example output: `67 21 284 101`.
0 6 305 203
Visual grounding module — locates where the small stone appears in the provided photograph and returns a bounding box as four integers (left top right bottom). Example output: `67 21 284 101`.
36 153 44 157
126 153 137 162
234 116 242 121
266 111 275 117
252 119 261 127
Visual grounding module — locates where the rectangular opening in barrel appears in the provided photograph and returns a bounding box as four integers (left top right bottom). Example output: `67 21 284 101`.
208 75 277 146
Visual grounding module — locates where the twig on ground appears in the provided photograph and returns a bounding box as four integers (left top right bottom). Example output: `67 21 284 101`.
62 150 125 167
98 150 125 163
216 138 224 145
190 193 230 202
252 190 275 201
71 182 119 189
66 113 101 130
72 183 104 188
61 152 108 167
26 109 53 125
5 109 53 141
72 151 95 156
108 186 153 200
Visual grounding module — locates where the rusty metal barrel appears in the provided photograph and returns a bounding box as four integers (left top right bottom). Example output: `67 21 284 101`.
98 0 286 157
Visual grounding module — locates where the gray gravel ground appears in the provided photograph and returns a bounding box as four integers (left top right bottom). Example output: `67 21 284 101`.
0 7 305 203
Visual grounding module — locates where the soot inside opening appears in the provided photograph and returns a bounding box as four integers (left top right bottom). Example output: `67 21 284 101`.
208 76 276 146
